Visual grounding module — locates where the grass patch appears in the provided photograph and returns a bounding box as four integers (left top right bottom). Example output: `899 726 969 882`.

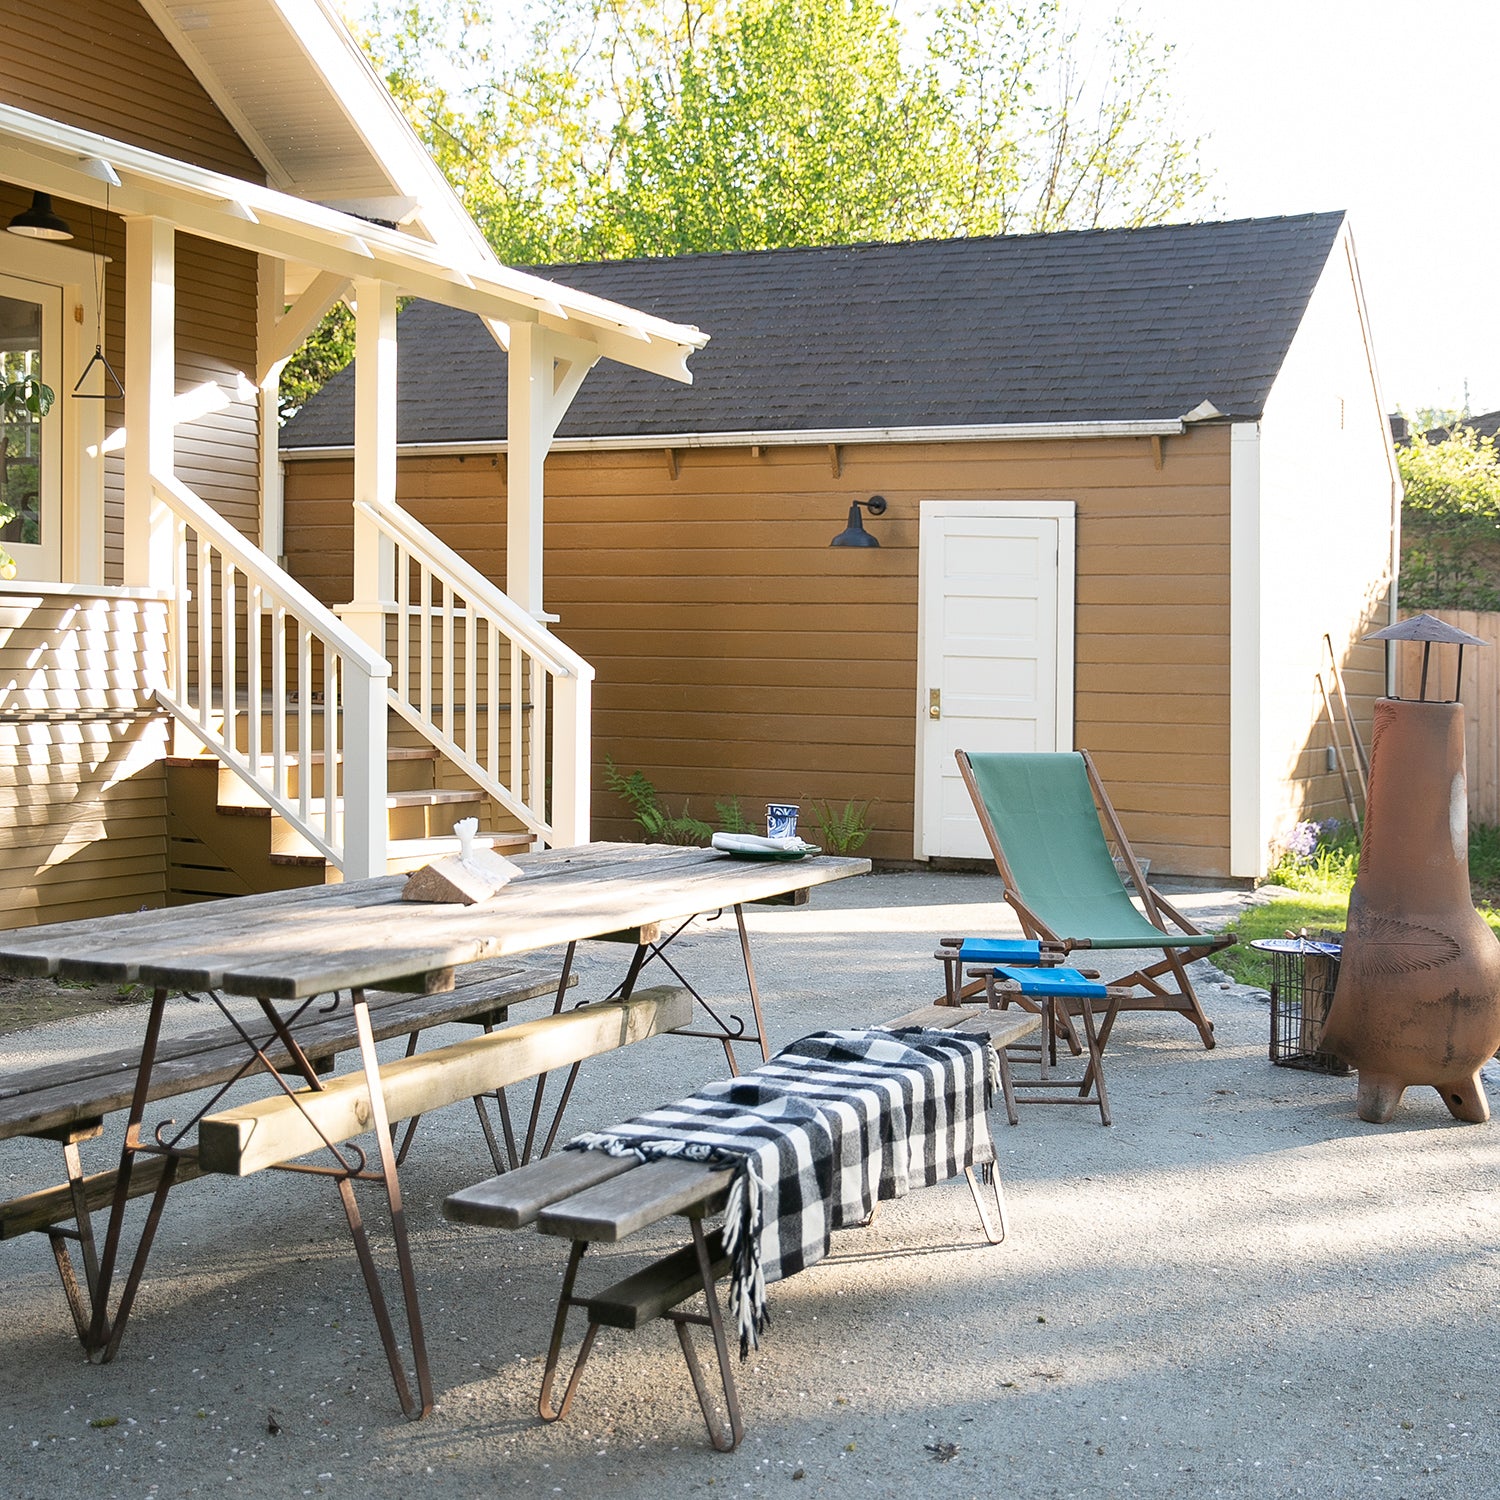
1216 819 1500 990
1217 898 1349 990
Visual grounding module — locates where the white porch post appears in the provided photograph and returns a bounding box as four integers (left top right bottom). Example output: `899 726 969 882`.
346 277 398 651
502 320 599 843
257 256 286 561
505 318 550 619
338 276 396 879
550 667 592 845
122 216 175 587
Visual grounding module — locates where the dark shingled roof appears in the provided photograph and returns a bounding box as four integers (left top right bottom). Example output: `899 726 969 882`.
282 212 1347 449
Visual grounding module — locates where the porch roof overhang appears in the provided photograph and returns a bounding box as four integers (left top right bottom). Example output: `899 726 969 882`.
0 102 707 384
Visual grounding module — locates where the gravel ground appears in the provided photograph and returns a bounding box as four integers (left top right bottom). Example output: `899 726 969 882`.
3 869 1499 1500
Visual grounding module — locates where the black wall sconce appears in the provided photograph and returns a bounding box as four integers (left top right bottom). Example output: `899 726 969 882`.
5 191 73 241
829 494 887 548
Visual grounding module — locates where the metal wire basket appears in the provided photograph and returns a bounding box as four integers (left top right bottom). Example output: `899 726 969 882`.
1252 936 1349 1074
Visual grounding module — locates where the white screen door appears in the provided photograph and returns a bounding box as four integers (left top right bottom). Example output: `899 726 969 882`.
917 501 1075 859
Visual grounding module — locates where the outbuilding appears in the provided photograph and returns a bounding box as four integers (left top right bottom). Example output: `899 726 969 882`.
281 213 1400 877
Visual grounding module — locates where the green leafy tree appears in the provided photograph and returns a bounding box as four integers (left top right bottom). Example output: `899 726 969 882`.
607 0 956 254
307 0 1210 404
1397 426 1500 610
279 302 355 422
928 1 1210 235
342 0 1210 257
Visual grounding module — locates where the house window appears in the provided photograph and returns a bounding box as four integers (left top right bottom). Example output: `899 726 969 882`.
0 272 62 578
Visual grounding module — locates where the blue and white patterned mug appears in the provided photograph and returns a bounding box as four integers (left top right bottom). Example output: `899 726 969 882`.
766 803 800 839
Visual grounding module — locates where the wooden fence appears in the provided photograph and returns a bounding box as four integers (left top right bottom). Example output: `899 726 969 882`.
1391 609 1500 826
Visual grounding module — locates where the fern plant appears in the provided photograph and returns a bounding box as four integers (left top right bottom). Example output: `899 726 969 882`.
714 796 752 835
808 798 874 854
603 757 714 845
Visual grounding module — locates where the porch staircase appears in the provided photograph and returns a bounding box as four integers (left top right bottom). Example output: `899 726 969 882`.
165 742 532 904
149 472 592 898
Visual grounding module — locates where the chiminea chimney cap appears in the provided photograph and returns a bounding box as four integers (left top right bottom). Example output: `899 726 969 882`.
1365 613 1488 647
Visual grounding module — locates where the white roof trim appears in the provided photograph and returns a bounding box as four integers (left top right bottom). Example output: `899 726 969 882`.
136 0 496 263
0 103 706 383
282 419 1188 459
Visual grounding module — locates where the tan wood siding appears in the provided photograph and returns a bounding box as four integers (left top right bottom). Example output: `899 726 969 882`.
0 0 264 177
283 428 1239 874
0 2 265 581
0 590 170 928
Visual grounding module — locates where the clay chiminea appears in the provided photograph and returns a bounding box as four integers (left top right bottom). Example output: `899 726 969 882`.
1320 615 1500 1123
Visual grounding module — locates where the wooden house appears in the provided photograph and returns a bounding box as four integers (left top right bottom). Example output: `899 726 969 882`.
0 0 704 928
282 216 1399 878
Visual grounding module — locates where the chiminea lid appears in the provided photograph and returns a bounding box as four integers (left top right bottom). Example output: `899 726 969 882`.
1365 614 1487 646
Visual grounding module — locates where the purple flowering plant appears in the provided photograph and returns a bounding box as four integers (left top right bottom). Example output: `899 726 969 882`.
1267 817 1358 893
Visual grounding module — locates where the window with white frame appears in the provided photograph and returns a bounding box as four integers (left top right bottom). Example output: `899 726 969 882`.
0 237 106 585
0 272 62 577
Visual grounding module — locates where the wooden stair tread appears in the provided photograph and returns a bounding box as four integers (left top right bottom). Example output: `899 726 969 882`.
166 746 440 768
217 788 484 818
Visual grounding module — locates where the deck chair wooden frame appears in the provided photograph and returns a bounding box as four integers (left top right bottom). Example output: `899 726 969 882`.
956 749 1233 1052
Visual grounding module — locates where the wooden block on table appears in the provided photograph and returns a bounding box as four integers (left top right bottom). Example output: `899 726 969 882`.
402 850 520 906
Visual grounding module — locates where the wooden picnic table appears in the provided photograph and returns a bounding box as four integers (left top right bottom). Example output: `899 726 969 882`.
0 842 869 1418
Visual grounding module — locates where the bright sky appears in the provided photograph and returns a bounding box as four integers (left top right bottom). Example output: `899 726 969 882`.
1078 0 1500 419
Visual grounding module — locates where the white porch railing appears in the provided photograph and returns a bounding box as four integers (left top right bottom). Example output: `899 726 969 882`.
153 472 392 878
353 498 594 846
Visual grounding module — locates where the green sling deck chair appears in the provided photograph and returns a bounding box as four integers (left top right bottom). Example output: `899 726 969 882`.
956 749 1233 1051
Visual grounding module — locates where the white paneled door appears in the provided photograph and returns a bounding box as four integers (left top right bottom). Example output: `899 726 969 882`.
917 501 1076 859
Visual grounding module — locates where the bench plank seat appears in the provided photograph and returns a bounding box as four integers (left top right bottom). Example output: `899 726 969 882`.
536 1158 735 1243
0 1151 200 1240
0 958 566 1143
442 1151 638 1231
199 987 693 1176
885 1002 1043 1049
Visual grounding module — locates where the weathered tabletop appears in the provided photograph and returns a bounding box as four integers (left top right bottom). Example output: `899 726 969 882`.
0 842 871 999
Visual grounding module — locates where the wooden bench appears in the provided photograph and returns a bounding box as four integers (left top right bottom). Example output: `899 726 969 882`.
196 986 693 1175
0 957 571 1336
443 1010 1018 1452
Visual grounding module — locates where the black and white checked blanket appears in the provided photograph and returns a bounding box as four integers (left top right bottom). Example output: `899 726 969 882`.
565 1027 996 1354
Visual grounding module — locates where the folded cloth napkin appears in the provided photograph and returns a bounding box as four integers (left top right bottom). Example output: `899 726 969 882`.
566 1027 995 1355
710 832 818 855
